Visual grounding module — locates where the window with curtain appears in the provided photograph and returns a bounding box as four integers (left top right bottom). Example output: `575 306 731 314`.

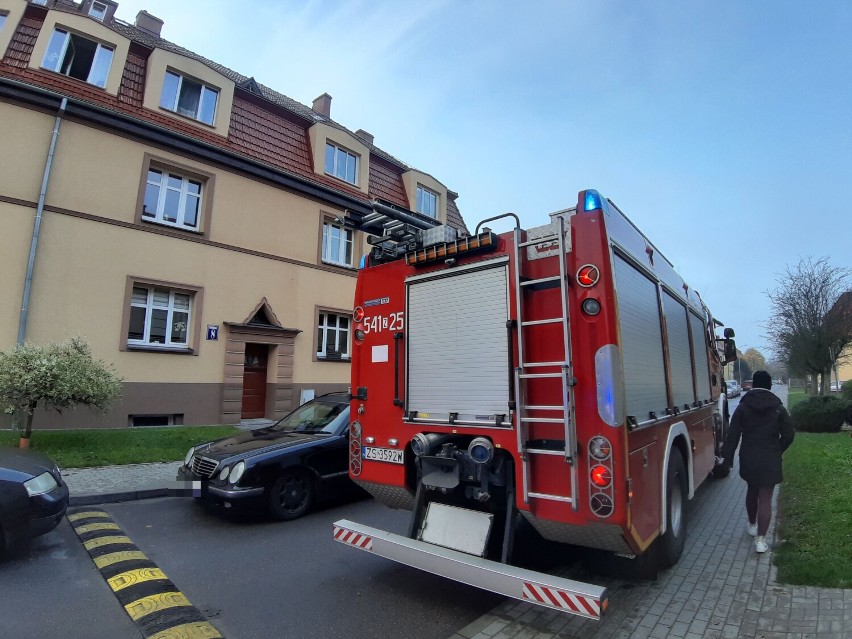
317 312 350 360
321 220 354 267
143 168 203 231
324 142 358 185
159 70 219 125
128 286 192 348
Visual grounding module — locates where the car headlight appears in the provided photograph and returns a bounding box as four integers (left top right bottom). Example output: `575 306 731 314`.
218 465 230 481
24 472 58 496
184 447 196 467
228 461 246 484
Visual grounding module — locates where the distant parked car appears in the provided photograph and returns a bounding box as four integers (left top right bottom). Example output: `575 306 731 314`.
0 448 69 553
725 380 740 398
177 392 361 520
741 380 753 392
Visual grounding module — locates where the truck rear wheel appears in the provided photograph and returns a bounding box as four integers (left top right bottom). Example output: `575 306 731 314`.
658 451 687 569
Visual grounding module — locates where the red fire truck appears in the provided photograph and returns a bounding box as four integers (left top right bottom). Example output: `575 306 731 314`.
333 189 737 620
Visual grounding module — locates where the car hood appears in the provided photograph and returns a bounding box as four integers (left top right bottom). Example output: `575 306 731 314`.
195 429 333 460
0 447 56 482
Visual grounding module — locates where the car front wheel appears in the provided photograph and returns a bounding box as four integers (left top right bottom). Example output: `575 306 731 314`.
267 470 314 521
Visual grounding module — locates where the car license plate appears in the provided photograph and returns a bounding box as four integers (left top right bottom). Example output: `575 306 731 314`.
363 446 404 464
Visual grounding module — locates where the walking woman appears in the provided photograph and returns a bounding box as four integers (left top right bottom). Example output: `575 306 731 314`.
722 370 795 553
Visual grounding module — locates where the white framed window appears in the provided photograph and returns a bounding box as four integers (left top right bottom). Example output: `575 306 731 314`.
317 312 350 360
41 28 114 88
324 142 358 185
88 1 108 21
322 220 354 267
160 70 219 125
128 286 192 348
0 15 7 32
143 168 202 231
416 185 438 218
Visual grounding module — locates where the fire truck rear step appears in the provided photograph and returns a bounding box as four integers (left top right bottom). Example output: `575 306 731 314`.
521 318 563 326
519 275 562 291
332 519 607 620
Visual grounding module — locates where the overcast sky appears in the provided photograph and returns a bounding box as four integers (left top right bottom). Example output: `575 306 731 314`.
113 0 851 359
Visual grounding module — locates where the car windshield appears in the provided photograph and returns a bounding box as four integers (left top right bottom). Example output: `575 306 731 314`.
271 398 347 434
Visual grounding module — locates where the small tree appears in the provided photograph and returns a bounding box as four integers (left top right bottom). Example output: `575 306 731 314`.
0 337 122 446
765 257 851 396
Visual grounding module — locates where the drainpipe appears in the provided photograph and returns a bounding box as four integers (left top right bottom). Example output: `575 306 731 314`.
17 97 67 346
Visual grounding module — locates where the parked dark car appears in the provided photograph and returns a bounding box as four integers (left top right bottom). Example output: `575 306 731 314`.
177 392 359 520
0 448 69 553
741 380 753 392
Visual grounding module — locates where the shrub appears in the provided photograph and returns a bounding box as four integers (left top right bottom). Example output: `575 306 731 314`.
841 380 852 401
790 396 848 433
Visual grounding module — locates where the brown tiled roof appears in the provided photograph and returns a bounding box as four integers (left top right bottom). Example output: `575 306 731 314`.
369 157 409 207
2 2 468 230
447 194 470 236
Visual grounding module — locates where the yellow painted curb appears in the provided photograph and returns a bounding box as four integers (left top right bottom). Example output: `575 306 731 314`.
74 522 121 534
147 621 224 639
83 535 133 551
67 511 109 522
124 591 192 621
93 550 148 569
108 567 168 592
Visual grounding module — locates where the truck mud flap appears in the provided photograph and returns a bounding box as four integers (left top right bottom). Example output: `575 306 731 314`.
332 519 608 620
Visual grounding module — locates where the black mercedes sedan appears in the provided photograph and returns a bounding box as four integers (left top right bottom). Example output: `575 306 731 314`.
177 392 358 520
0 447 69 553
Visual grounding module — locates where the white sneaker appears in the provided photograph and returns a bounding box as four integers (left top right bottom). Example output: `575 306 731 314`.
755 537 769 553
747 522 758 536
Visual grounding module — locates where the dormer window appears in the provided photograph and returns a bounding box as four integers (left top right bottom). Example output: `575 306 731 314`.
324 142 358 185
160 70 219 126
88 1 108 21
41 29 114 88
416 185 439 218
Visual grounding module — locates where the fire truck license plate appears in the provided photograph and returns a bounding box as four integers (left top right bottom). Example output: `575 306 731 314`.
363 446 404 464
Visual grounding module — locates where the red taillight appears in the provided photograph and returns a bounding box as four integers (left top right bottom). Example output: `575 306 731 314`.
590 464 612 488
577 264 599 287
353 306 365 322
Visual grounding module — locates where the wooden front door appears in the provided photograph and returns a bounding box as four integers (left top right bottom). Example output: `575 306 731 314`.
241 343 268 418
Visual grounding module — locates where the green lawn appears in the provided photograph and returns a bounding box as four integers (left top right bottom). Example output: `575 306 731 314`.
786 387 808 410
0 426 239 468
776 432 852 589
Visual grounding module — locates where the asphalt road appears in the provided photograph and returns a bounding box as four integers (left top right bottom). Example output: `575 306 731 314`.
1 494 503 639
0 513 142 638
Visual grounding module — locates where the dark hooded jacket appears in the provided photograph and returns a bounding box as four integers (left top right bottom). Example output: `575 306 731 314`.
722 389 795 486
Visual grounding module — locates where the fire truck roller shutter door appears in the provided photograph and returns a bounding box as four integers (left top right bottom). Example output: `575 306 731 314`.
612 255 667 424
662 291 696 409
406 262 510 422
689 312 713 403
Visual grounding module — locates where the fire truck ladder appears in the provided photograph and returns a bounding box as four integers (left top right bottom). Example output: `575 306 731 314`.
512 215 578 508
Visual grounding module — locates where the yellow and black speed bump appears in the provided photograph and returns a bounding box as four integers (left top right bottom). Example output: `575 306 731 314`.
67 508 224 639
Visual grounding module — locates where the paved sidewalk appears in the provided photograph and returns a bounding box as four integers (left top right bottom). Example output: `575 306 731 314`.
62 460 184 505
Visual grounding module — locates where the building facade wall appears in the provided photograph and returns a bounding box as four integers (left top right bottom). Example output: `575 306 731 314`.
0 99 361 429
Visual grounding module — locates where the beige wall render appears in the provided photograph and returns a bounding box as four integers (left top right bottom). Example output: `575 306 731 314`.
0 99 363 428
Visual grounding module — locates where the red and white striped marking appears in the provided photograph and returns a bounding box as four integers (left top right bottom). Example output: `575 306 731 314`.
522 582 603 619
333 525 373 551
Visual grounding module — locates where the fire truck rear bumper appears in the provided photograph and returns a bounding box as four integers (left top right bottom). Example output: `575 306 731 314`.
332 519 608 620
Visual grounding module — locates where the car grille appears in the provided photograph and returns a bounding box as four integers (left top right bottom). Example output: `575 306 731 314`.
191 456 219 478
